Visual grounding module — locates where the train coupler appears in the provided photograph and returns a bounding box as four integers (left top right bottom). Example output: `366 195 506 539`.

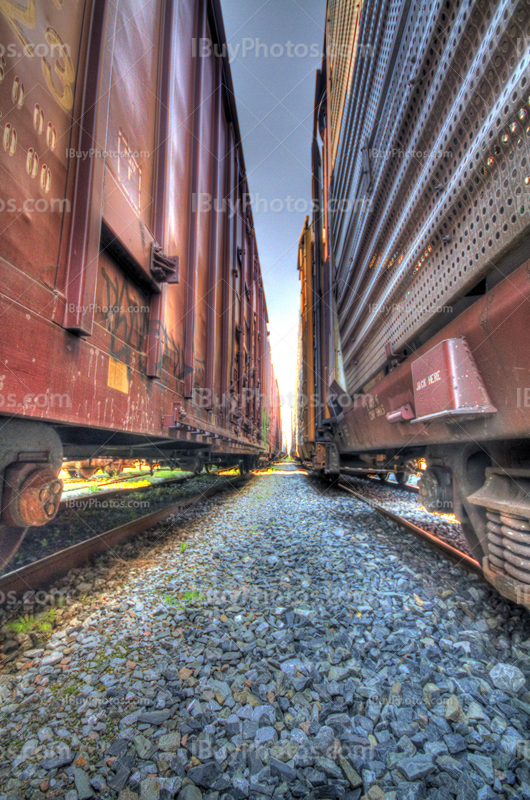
313 443 340 476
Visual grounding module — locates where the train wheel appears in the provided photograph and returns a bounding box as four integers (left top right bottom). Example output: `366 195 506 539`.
0 524 28 569
377 473 389 484
396 471 408 486
66 469 78 479
238 459 249 476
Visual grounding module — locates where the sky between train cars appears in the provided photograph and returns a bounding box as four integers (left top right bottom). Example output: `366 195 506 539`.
220 0 327 444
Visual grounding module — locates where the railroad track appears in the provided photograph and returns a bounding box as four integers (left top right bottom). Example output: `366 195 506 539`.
59 472 196 511
0 474 253 604
336 478 482 576
305 465 483 577
339 468 420 493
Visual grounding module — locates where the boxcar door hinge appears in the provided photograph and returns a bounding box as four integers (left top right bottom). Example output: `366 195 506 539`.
150 243 179 283
385 342 407 366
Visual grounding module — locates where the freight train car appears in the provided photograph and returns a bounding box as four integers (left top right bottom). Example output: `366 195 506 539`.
296 0 530 604
261 339 283 459
0 0 281 565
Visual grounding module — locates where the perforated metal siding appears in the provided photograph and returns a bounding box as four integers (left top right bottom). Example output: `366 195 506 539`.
327 0 364 167
330 0 530 394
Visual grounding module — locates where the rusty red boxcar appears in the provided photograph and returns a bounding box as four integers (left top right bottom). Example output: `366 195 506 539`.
0 0 281 564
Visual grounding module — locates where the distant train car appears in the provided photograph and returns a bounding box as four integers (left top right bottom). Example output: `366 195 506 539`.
296 0 530 604
0 0 280 564
261 338 283 460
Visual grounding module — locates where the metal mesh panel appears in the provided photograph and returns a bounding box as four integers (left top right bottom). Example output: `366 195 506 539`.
330 0 530 393
327 0 364 167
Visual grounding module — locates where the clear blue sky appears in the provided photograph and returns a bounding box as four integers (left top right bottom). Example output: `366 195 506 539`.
220 0 327 443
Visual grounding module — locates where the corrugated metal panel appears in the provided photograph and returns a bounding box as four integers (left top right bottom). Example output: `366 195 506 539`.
327 0 364 168
330 0 530 393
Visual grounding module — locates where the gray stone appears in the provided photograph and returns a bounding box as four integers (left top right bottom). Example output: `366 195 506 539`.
231 778 249 799
178 788 203 800
489 664 525 694
108 765 131 793
254 727 277 747
339 756 363 788
107 740 129 758
186 763 220 789
456 774 478 800
387 752 407 770
137 710 171 725
445 695 464 722
396 756 435 782
40 751 74 770
313 725 335 757
269 757 296 782
467 755 493 784
134 735 156 760
316 757 343 780
443 733 466 754
395 783 426 800
40 653 63 668
305 768 326 786
241 720 259 740
140 777 161 800
436 756 464 780
74 768 94 800
424 742 447 758
158 732 181 753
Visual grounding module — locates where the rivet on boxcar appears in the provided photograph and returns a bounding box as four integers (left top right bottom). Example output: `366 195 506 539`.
46 122 57 150
33 104 45 134
501 133 509 144
26 148 38 178
3 123 17 156
40 165 51 193
11 77 25 108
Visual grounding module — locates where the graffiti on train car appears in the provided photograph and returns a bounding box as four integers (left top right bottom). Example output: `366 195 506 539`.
100 268 148 367
147 320 193 386
194 358 206 389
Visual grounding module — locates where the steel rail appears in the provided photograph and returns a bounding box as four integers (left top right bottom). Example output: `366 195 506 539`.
337 480 483 575
339 469 420 494
0 476 252 602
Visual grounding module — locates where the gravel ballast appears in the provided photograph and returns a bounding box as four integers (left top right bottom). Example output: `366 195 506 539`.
337 475 471 556
1 465 530 800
